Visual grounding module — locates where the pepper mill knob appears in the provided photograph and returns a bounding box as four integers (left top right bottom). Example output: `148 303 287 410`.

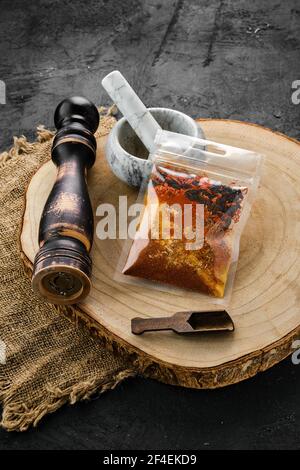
54 96 99 134
32 97 99 304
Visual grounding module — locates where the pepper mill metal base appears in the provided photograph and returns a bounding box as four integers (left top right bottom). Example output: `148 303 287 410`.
32 237 92 304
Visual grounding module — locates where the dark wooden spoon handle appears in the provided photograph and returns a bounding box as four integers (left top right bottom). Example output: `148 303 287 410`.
131 316 175 335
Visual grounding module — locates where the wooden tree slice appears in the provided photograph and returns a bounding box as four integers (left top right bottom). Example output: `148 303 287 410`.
20 120 300 388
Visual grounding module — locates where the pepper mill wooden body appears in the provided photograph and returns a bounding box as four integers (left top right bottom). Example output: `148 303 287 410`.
32 97 99 304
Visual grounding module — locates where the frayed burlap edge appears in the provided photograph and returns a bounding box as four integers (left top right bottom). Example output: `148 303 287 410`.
0 368 135 432
0 105 136 432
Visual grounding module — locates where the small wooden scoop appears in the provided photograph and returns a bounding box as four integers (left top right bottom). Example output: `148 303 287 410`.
131 310 234 335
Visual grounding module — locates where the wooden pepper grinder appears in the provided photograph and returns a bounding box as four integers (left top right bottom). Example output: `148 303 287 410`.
32 96 99 305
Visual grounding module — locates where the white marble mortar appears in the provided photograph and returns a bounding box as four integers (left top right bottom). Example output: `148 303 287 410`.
105 107 204 188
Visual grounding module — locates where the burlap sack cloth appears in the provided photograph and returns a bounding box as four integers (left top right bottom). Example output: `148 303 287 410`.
0 109 136 432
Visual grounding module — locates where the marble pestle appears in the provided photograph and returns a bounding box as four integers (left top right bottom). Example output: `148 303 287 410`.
101 70 161 153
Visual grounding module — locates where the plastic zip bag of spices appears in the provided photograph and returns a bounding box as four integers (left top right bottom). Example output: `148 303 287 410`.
117 130 263 304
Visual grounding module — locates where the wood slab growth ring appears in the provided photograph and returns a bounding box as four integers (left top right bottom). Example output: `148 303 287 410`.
21 120 300 388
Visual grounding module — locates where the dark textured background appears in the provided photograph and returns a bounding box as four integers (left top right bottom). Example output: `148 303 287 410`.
0 0 300 450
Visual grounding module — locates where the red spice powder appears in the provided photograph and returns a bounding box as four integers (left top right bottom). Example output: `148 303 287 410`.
122 161 247 297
